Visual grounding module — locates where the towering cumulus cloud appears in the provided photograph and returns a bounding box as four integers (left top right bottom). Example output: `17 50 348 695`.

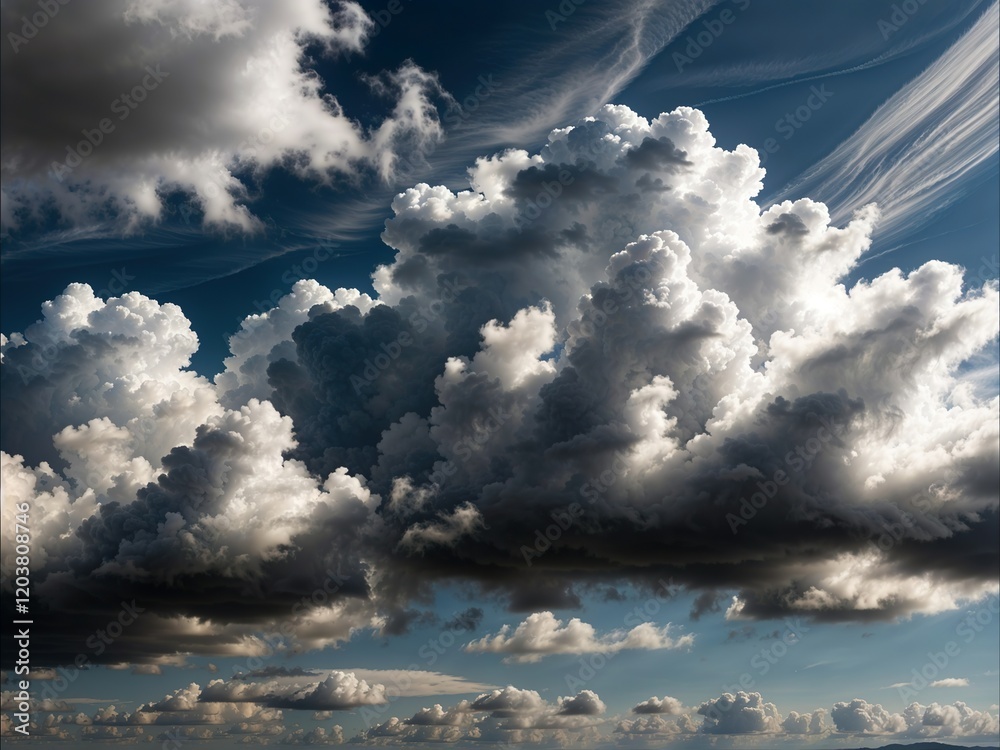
2 103 998 667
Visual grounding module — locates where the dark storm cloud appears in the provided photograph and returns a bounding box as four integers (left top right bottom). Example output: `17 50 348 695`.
505 583 583 614
377 608 439 637
267 302 447 479
689 592 723 621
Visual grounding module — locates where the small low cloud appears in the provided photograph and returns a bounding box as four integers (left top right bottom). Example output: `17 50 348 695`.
930 678 970 688
201 671 387 710
464 611 694 663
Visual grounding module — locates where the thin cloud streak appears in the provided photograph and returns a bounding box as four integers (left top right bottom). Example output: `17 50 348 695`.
768 1 999 248
445 0 719 149
686 0 988 105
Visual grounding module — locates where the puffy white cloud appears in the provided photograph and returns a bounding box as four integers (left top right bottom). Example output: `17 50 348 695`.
202 669 501 714
138 682 284 726
831 698 907 734
468 303 558 392
319 669 495 698
200 671 388 711
465 611 693 662
1 452 78 572
359 714 468 744
79 398 357 582
929 678 970 687
615 713 698 738
2 283 218 477
260 672 387 711
781 709 827 735
0 283 381 665
406 703 473 727
1 1 449 231
17 685 1000 746
90 705 148 727
913 701 999 738
697 691 783 734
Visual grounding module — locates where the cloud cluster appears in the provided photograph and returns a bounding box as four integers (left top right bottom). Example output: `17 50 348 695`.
0 668 501 743
355 685 606 746
200 671 385 710
353 102 995 620
1 283 380 665
2 101 998 671
611 691 997 744
0 0 448 231
50 683 287 730
4 682 998 747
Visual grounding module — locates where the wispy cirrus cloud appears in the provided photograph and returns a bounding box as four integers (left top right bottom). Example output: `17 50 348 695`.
769 1 999 248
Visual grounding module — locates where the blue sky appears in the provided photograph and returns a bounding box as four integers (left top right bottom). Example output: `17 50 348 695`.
1 1 998 747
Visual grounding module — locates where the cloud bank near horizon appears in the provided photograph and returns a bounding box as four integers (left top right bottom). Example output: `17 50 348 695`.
2 682 996 747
